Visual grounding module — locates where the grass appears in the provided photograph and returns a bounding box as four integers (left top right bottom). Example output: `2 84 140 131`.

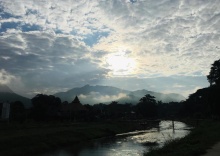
145 120 220 156
0 121 136 156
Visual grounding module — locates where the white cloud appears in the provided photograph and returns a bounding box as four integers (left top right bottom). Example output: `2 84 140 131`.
0 69 16 85
79 92 128 103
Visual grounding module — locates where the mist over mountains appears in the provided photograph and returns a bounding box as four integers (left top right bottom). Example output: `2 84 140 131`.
54 85 186 104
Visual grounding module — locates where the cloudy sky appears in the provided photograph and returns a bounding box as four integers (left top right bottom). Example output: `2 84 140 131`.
0 0 219 98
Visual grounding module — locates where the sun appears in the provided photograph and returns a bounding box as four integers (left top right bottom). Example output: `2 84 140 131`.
106 51 136 75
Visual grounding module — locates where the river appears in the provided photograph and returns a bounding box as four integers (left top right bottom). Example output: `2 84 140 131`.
40 121 191 156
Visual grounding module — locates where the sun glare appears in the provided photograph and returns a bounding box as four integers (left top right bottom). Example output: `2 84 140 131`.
106 51 136 75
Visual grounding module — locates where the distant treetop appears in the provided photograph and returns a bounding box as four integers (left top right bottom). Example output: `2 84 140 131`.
207 59 220 86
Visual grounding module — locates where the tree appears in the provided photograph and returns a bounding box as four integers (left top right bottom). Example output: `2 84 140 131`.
139 94 156 103
207 59 220 86
31 94 61 121
110 101 118 105
182 86 220 118
10 101 26 123
136 94 157 118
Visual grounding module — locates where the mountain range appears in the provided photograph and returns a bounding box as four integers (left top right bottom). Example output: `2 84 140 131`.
54 85 186 104
0 84 186 107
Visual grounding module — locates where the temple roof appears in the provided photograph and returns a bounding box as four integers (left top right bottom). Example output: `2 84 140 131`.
62 96 87 112
72 96 80 104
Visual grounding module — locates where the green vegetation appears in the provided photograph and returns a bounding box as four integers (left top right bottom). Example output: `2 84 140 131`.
145 120 220 156
0 121 135 156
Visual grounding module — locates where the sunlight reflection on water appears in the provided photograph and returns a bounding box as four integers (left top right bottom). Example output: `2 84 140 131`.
40 121 190 156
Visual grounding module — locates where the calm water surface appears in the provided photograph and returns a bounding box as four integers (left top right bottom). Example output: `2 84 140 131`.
40 121 190 156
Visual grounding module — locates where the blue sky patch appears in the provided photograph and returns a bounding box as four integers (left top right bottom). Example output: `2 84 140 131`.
0 22 21 33
70 30 78 35
21 24 42 32
130 0 137 4
54 29 63 34
0 22 42 33
83 31 109 47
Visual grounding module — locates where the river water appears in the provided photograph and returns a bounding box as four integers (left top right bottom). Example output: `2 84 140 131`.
40 121 190 156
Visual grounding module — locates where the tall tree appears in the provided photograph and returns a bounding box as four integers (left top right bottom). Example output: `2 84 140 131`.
136 94 157 118
139 94 156 103
207 59 220 86
10 101 26 122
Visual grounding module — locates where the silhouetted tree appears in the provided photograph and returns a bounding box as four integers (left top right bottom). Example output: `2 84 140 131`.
93 103 108 120
100 102 133 120
136 94 157 118
139 94 156 103
10 101 26 123
157 101 184 119
207 59 220 86
110 101 118 105
31 94 61 121
180 59 220 118
182 85 220 118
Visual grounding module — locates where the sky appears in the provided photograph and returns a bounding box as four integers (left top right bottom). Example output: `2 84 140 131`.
0 0 219 98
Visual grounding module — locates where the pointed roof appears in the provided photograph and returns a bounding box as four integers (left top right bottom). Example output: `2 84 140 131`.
61 96 87 112
72 96 80 104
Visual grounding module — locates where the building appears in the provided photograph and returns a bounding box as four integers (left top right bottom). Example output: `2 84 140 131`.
61 96 87 121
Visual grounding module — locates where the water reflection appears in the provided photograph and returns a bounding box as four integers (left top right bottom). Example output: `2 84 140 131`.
40 121 190 156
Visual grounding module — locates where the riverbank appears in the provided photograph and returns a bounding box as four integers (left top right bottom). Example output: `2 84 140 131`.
145 120 220 156
0 121 145 156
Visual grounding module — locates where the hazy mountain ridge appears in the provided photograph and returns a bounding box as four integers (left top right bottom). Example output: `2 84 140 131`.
0 84 31 108
66 84 129 96
0 84 13 93
54 85 186 104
